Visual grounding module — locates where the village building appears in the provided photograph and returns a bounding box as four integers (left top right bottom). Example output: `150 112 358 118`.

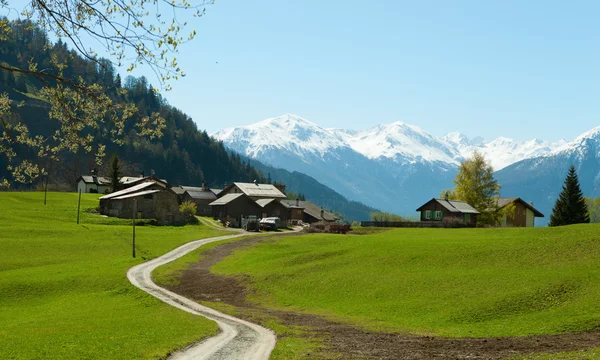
495 197 544 227
171 184 218 216
416 198 480 226
280 200 339 224
76 175 111 194
255 198 290 225
220 181 287 200
98 181 182 224
209 193 263 228
76 175 168 194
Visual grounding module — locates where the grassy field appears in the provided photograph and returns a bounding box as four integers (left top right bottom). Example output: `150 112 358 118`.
212 226 600 339
0 192 224 360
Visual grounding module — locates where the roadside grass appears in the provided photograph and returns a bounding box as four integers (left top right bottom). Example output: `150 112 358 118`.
0 192 223 360
211 225 600 338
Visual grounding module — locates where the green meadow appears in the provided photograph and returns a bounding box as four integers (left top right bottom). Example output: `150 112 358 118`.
212 226 600 339
0 192 223 360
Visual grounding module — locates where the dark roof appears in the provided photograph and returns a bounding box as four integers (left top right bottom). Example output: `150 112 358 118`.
495 197 544 217
78 175 110 185
209 193 244 206
281 200 338 221
185 190 217 201
416 199 480 214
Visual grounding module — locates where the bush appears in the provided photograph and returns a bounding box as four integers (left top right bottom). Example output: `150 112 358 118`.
179 201 198 224
442 216 466 228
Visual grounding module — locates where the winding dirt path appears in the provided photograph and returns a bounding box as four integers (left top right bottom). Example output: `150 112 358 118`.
127 231 277 360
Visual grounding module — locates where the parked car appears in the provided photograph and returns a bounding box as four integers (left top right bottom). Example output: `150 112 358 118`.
260 217 280 231
244 215 260 232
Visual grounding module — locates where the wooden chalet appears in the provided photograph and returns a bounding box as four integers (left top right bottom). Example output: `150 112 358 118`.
98 181 182 224
280 200 339 224
416 197 480 226
495 197 544 227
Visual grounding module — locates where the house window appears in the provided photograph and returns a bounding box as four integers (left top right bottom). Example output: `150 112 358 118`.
144 194 153 200
464 214 471 222
435 211 442 220
425 210 431 219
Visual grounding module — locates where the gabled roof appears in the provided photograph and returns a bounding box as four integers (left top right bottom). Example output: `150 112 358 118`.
113 189 160 200
210 188 223 196
416 199 480 214
495 197 544 217
185 190 217 201
280 200 338 221
99 182 158 200
228 182 286 198
121 176 168 187
78 175 110 185
255 198 277 208
209 193 244 206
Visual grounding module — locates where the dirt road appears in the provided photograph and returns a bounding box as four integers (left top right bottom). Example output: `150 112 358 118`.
127 232 276 360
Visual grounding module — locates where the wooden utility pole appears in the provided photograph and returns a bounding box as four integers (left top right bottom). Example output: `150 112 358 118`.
132 199 137 258
43 174 49 205
76 189 82 224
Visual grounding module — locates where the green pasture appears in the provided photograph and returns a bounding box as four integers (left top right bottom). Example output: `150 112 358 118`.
0 192 223 360
212 226 600 339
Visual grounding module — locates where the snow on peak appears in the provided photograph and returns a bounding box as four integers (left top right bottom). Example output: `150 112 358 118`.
346 122 460 164
213 114 580 170
212 114 347 158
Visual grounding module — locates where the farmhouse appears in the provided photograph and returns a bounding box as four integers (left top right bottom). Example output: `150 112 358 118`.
416 197 480 226
495 197 544 227
172 184 217 216
220 181 287 200
76 175 111 194
98 181 182 224
209 193 263 228
280 200 339 224
76 174 168 194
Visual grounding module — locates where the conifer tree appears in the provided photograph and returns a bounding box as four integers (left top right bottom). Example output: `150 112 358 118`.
109 155 121 193
549 165 590 226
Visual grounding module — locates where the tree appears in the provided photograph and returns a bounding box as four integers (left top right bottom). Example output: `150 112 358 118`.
585 197 600 223
370 211 403 222
0 1 209 187
109 155 121 192
549 165 590 226
453 151 501 226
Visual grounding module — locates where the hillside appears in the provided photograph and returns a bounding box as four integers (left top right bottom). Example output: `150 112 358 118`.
0 192 222 359
0 19 377 221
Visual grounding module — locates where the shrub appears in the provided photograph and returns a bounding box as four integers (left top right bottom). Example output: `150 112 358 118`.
442 216 466 228
179 201 198 224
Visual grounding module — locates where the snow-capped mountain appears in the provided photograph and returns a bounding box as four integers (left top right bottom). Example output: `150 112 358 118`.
443 134 567 170
213 114 586 217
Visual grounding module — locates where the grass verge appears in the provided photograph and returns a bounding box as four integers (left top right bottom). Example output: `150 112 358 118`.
0 192 223 360
212 226 600 339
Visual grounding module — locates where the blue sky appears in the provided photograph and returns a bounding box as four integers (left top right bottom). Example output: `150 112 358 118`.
7 1 600 141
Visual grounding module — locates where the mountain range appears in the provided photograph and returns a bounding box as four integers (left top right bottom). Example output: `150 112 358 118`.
214 114 600 225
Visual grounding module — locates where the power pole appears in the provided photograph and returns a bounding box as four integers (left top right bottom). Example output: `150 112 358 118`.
44 173 48 205
76 189 82 224
132 199 137 258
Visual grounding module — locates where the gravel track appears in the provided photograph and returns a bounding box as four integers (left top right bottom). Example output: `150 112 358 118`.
127 232 276 360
